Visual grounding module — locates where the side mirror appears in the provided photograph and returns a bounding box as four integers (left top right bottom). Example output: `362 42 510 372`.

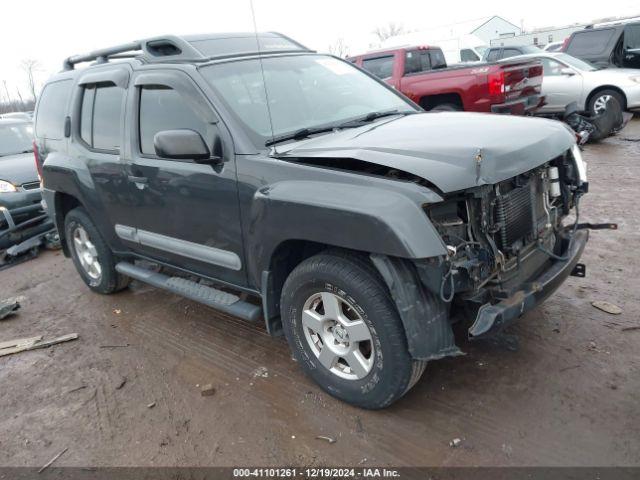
153 129 219 164
560 67 575 76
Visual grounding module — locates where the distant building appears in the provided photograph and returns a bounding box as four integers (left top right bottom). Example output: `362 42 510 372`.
469 16 522 43
490 25 584 48
381 15 521 48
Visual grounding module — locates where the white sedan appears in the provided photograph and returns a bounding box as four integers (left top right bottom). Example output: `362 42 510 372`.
502 52 640 115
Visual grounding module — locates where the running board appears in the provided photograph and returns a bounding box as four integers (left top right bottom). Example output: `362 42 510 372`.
115 262 262 322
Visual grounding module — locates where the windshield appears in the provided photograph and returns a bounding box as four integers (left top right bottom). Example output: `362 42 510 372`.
200 54 416 147
556 53 596 71
475 46 488 56
0 123 33 157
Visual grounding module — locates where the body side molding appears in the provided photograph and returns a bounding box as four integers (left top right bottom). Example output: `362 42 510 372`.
115 224 242 271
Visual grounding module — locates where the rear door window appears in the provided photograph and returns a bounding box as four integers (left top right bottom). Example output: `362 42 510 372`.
361 55 394 79
429 50 447 69
78 83 124 152
624 24 640 49
486 49 501 62
404 50 430 75
567 29 617 56
460 49 479 62
35 80 72 140
138 86 209 156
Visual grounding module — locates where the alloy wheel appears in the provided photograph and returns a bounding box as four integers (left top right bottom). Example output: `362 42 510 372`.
301 291 374 380
72 225 102 282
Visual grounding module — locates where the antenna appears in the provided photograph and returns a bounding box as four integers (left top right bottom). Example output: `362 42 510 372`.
249 0 276 146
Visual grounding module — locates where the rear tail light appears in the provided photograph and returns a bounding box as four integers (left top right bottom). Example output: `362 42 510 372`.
33 141 43 183
560 37 569 52
488 71 505 96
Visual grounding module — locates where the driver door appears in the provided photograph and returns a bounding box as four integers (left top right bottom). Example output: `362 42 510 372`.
118 69 246 286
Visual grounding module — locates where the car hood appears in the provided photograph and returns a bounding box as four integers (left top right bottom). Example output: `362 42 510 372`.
276 112 576 193
0 152 38 186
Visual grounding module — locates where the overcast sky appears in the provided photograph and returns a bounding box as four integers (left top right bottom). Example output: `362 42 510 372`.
1 0 638 100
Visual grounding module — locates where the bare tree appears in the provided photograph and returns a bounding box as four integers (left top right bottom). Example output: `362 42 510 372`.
372 22 406 43
21 59 42 101
328 38 350 58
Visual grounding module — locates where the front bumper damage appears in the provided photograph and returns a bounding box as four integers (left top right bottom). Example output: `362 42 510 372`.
468 229 589 338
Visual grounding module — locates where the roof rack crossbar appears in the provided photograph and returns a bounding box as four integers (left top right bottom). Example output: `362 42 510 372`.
63 41 142 70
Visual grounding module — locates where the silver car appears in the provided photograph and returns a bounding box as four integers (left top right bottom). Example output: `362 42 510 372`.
502 52 640 115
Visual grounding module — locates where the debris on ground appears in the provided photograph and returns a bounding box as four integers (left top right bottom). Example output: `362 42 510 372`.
115 377 127 390
315 435 336 444
68 385 87 394
252 366 269 378
449 438 462 448
113 309 122 315
147 402 156 409
559 364 581 373
592 301 623 315
0 333 78 358
0 298 21 320
99 344 129 348
38 447 68 473
200 384 216 397
621 325 640 332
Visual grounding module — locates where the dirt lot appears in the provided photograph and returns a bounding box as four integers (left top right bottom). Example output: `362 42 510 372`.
1 120 639 468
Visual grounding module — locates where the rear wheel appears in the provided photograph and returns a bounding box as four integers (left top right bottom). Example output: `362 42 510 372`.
430 103 462 112
588 89 624 116
64 207 130 294
280 251 425 409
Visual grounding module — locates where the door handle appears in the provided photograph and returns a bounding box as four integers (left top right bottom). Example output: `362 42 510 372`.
127 175 148 184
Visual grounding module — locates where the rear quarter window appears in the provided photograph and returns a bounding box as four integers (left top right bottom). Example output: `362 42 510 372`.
567 29 616 56
35 80 72 140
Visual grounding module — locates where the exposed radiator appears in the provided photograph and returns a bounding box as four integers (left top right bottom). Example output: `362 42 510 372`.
494 183 535 252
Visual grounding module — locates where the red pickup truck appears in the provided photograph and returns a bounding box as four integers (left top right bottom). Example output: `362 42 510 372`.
348 46 544 114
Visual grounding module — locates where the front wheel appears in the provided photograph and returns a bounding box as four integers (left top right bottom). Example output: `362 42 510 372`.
64 207 130 294
280 252 425 409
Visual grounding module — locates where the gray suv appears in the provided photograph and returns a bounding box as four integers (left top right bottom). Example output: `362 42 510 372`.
35 32 589 409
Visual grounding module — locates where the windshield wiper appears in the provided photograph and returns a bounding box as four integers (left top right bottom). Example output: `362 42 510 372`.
265 125 339 147
337 109 417 128
264 110 417 147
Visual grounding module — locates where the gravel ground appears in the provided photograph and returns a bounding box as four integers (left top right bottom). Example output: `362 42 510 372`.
0 119 639 468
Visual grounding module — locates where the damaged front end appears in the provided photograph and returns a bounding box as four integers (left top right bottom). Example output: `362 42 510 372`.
417 145 589 339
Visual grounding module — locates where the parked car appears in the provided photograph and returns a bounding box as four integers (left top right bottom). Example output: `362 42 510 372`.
482 45 542 62
563 22 640 69
348 46 544 114
0 119 42 223
502 52 640 115
37 33 588 409
544 41 565 52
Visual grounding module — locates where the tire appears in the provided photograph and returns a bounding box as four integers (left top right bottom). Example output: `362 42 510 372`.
64 207 130 294
280 251 425 409
430 103 461 112
588 89 625 116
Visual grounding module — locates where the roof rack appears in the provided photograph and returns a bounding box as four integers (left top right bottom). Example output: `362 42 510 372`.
62 32 311 71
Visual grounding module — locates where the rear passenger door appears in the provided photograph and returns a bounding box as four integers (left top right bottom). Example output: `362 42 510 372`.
70 66 138 245
119 69 246 286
